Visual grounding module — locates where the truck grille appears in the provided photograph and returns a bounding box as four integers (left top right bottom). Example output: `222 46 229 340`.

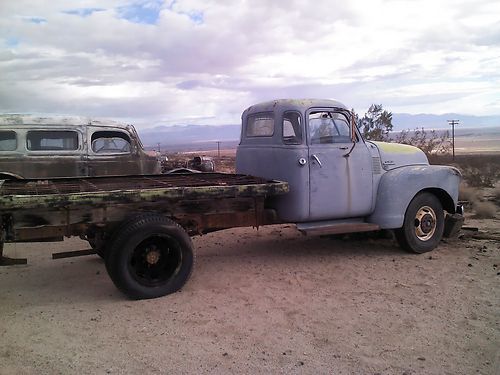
372 157 382 174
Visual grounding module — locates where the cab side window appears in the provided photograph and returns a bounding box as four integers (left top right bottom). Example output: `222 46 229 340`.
27 131 79 151
309 111 351 144
91 131 131 154
0 131 17 151
283 111 302 145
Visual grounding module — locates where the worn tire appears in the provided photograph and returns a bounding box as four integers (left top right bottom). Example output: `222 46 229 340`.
105 214 194 299
395 192 444 254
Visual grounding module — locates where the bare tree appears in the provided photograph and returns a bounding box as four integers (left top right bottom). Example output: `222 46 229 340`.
395 128 451 156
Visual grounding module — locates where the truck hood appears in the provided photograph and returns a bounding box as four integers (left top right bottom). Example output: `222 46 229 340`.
368 141 428 170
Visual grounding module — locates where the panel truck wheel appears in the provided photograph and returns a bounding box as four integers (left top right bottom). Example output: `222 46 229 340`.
395 192 444 254
105 214 195 300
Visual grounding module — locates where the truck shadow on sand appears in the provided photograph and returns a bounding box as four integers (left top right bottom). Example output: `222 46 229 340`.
1 231 422 303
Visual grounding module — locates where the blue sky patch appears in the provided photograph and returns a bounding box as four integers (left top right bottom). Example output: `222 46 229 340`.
185 10 203 25
5 37 20 47
63 8 105 17
26 17 47 24
117 0 163 25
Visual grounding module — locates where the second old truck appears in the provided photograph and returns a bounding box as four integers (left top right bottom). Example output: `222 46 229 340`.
0 99 463 299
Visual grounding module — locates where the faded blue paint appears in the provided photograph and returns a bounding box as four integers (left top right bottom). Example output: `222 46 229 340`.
237 99 461 231
237 144 310 222
368 165 461 228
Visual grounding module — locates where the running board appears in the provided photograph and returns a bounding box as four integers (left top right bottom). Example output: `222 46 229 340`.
52 249 96 259
296 220 380 236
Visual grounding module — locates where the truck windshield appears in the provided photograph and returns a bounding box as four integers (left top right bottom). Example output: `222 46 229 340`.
309 111 351 144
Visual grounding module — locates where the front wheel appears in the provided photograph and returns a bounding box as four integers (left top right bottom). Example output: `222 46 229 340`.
395 192 444 254
105 214 195 299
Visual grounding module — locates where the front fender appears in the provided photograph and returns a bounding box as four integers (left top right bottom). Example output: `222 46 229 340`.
0 172 24 180
368 165 461 229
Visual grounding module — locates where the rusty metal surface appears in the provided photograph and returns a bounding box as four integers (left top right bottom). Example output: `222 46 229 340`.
0 119 160 179
0 173 289 211
0 173 278 195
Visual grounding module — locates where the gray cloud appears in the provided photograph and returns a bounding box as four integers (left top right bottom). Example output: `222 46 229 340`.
0 0 499 128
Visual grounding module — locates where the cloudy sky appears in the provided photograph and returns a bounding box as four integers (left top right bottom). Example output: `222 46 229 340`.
1 0 499 129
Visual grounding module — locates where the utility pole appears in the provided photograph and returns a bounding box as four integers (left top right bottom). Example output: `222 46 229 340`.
157 142 161 154
216 141 221 158
447 119 459 160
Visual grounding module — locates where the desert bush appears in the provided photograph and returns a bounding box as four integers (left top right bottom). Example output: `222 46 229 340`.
430 154 500 188
461 166 498 188
459 184 478 202
473 200 497 219
494 187 500 202
395 128 451 156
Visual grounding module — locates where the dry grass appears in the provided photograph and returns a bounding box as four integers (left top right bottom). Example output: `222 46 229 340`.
430 154 500 188
458 183 497 218
494 187 500 202
459 184 479 202
473 200 497 219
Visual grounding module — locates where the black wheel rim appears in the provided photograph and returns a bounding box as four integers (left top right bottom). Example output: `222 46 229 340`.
128 235 182 287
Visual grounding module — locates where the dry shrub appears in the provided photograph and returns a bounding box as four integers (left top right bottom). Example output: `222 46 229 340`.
494 187 500 201
430 154 500 188
459 184 478 202
473 201 497 219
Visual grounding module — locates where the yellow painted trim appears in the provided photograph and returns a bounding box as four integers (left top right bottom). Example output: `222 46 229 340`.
373 141 420 154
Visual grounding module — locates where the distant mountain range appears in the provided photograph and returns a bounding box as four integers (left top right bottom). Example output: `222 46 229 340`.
392 113 500 130
138 113 500 148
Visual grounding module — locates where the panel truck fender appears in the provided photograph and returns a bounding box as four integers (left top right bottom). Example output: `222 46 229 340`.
368 165 461 229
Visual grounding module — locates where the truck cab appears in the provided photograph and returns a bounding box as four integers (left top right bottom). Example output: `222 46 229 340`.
236 99 463 253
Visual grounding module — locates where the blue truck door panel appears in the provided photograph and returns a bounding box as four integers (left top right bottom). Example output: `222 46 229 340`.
307 109 373 220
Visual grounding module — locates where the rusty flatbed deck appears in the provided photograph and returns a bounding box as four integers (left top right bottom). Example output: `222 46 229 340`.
0 173 288 211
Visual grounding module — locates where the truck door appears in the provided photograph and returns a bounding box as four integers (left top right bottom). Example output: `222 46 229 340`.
307 109 373 220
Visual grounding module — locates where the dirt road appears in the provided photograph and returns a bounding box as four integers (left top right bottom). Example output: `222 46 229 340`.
0 220 498 374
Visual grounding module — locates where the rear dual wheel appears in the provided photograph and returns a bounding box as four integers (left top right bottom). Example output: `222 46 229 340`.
395 192 444 254
105 214 195 299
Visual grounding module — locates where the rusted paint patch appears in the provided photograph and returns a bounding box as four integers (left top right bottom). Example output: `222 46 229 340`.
0 177 288 211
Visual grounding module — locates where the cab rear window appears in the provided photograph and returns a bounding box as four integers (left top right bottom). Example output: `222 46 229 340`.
27 131 79 151
0 131 17 151
246 113 274 137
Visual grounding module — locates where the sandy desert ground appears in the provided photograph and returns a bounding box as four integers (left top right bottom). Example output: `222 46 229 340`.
0 211 498 374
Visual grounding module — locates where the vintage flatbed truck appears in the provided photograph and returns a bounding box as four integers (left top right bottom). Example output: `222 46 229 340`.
0 174 288 299
0 99 464 300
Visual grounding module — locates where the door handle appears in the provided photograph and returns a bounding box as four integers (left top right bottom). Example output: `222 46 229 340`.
311 154 322 168
339 146 349 150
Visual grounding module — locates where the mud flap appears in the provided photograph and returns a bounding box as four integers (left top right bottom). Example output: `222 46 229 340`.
443 213 464 238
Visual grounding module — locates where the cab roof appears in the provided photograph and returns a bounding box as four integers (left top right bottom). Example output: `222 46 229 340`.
0 114 131 129
243 98 348 117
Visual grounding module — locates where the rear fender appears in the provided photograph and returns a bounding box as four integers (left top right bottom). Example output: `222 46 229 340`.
368 165 461 229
